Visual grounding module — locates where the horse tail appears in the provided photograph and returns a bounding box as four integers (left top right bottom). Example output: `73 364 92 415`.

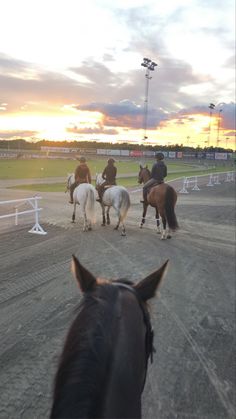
165 185 179 231
119 189 131 222
86 187 96 224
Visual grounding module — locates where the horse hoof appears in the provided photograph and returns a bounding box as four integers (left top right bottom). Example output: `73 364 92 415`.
114 227 118 231
121 232 126 236
140 224 143 229
167 235 172 239
88 226 92 231
101 223 106 227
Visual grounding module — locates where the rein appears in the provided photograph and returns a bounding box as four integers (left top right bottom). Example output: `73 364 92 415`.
113 282 155 390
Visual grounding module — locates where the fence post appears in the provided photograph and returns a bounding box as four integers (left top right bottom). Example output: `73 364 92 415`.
192 176 200 191
179 177 188 194
213 174 221 185
28 197 47 235
225 172 234 182
207 174 214 187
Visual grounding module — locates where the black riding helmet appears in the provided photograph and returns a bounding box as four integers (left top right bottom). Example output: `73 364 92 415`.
108 158 115 164
79 156 86 163
155 152 164 160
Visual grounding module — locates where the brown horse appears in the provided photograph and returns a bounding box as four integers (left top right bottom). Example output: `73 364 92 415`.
50 255 169 419
138 165 179 239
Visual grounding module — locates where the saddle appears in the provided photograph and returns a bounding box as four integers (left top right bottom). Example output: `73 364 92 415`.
147 180 163 194
104 184 114 190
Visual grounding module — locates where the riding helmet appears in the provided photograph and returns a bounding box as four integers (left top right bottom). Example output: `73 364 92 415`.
108 158 115 164
79 156 86 163
155 152 164 160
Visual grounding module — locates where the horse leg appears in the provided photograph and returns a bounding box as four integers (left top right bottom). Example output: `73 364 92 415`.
121 222 126 236
155 207 161 234
140 204 148 228
101 204 106 226
161 214 167 240
71 203 76 223
106 207 110 225
114 215 120 231
83 211 88 232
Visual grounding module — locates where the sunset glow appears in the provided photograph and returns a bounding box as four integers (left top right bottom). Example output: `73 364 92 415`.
0 0 235 149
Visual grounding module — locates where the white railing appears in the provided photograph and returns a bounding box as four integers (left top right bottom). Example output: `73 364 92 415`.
0 196 47 235
179 171 235 194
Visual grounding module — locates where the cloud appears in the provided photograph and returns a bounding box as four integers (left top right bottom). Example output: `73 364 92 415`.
0 130 38 139
66 123 118 135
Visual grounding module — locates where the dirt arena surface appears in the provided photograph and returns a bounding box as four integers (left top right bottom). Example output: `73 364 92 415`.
0 177 235 418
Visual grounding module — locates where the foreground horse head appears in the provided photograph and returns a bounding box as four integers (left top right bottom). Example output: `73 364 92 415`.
138 166 179 239
95 173 131 236
50 255 169 419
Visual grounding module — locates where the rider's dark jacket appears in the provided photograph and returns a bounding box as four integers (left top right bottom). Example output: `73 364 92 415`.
74 163 91 184
150 160 167 183
102 165 117 184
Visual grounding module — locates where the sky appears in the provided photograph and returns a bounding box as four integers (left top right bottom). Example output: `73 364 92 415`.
0 0 235 149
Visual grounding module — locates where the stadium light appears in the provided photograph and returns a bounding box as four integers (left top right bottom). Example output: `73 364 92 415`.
216 109 222 147
141 57 158 141
207 103 215 147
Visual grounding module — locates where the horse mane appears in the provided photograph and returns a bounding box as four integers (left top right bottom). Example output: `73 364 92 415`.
51 283 126 418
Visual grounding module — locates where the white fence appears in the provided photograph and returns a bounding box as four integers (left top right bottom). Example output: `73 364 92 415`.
0 196 47 235
179 171 235 194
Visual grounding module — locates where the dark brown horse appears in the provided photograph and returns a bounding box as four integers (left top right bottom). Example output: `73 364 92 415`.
50 255 169 419
138 165 179 239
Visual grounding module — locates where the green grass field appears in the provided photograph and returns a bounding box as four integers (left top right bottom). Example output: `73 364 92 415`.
0 158 197 179
2 157 232 192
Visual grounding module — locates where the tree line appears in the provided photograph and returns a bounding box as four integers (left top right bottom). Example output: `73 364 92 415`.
0 139 233 153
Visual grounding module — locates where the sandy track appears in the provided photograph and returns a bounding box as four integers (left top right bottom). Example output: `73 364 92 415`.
0 180 235 418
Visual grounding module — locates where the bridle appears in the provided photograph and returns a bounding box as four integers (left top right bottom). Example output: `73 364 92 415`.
113 282 155 391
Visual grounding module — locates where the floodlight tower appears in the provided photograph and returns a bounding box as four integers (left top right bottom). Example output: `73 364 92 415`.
207 103 215 147
216 109 222 147
141 58 158 141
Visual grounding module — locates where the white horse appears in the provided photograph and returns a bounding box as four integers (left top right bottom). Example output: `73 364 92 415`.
66 174 96 231
95 173 131 236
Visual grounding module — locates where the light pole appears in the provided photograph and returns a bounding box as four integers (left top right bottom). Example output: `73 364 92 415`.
216 109 222 148
141 57 158 141
226 137 230 150
208 103 215 147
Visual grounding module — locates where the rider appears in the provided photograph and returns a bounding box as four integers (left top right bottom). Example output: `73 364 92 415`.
69 156 92 204
141 152 167 204
97 158 117 202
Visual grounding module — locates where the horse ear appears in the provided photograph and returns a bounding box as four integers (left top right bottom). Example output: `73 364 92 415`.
71 255 96 292
134 260 169 301
145 165 148 169
140 164 143 169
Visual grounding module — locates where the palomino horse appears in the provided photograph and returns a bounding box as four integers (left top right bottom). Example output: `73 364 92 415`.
95 173 130 236
50 254 169 419
138 166 179 239
66 174 96 231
